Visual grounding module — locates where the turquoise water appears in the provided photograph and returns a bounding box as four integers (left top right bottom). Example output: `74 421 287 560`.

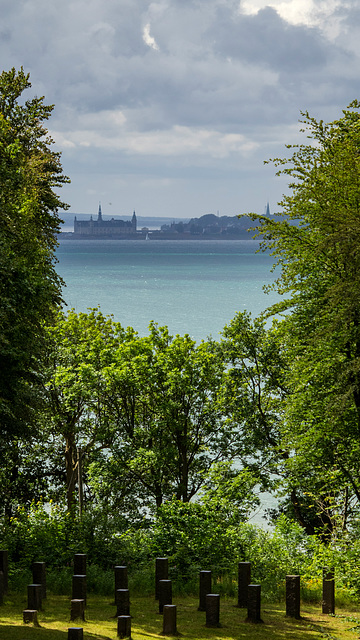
56 238 279 342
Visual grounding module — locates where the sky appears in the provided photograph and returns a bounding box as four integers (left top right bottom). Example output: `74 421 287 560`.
1 0 360 219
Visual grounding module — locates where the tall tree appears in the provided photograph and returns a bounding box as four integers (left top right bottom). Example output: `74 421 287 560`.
0 67 69 437
249 102 360 531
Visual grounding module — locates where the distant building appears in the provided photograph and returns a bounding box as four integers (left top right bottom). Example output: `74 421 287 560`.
74 204 137 236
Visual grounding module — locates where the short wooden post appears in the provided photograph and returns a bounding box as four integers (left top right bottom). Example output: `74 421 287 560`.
0 550 8 593
74 554 87 576
23 609 39 626
163 604 177 635
155 558 168 600
32 562 46 599
71 599 85 621
198 570 211 611
322 568 335 614
205 593 220 627
72 575 87 605
246 584 263 623
116 589 130 617
117 615 131 638
0 571 4 605
286 575 300 619
27 584 42 611
68 628 83 640
159 579 172 614
237 562 251 608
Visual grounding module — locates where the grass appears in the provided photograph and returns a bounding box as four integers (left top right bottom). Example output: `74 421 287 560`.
2 592 360 640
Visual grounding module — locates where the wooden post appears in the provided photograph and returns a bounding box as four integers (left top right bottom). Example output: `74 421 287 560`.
159 580 172 614
77 447 84 519
162 604 177 635
246 584 263 623
68 628 83 640
237 562 251 608
0 571 4 605
117 615 131 638
72 575 87 605
71 599 85 621
27 584 42 611
23 609 39 626
115 566 128 603
286 575 300 619
116 589 130 617
74 553 87 576
32 562 46 599
198 570 211 611
0 551 8 593
155 558 168 600
322 568 335 614
205 594 220 627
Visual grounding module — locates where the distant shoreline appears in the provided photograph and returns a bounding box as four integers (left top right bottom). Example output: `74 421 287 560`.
59 231 255 240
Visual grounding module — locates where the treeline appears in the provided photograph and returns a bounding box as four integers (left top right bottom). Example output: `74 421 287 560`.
2 69 360 598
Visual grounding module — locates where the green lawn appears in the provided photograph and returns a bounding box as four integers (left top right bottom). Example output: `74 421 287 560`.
1 593 360 639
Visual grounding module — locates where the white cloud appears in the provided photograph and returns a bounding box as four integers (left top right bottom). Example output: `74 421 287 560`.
143 23 160 50
52 122 258 158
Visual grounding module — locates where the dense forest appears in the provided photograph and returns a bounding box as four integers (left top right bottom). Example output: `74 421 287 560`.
2 67 360 601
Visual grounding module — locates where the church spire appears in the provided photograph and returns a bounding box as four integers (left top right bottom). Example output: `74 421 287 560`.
98 202 102 221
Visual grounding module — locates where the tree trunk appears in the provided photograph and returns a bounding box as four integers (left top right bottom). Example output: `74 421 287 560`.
65 431 77 513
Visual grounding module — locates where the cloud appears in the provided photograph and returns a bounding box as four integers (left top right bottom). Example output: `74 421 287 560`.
0 0 359 216
143 23 160 50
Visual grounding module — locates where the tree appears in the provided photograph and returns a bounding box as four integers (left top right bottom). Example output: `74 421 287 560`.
94 323 243 511
248 102 360 532
43 308 133 512
0 67 69 437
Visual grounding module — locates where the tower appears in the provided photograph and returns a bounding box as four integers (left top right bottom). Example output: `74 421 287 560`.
131 210 137 232
265 202 271 217
97 202 103 222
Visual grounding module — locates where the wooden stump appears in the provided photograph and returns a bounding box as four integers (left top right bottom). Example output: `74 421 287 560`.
23 609 39 626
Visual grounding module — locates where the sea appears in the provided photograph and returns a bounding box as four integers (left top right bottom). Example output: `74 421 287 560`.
56 238 279 341
56 237 280 524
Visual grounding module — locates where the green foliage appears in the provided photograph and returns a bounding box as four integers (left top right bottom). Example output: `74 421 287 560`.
238 103 360 534
0 68 69 443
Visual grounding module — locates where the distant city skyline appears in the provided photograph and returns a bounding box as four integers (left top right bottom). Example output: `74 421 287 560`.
1 0 359 217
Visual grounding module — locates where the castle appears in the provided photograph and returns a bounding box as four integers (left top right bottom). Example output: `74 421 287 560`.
74 204 137 236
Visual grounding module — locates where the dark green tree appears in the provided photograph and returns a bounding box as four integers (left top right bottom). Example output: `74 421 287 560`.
0 67 69 436
0 68 69 518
